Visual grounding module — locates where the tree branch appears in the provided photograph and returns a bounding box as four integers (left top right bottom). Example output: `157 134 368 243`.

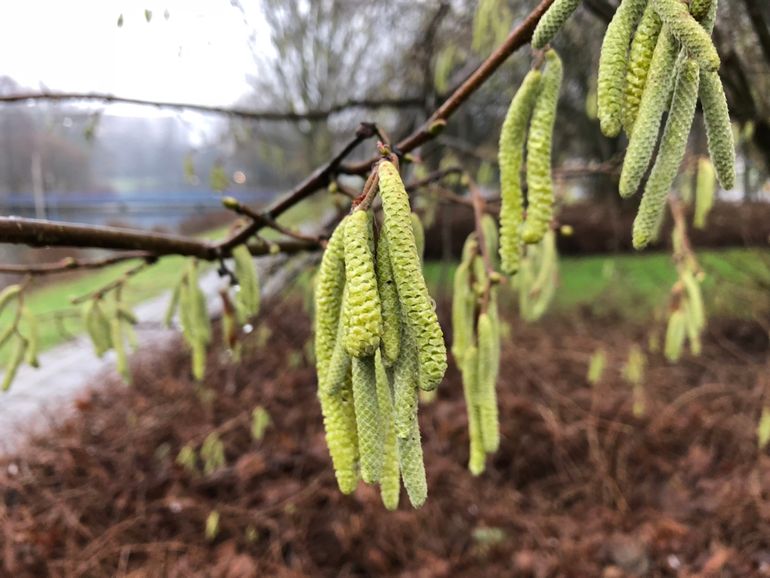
0 92 425 122
0 252 154 276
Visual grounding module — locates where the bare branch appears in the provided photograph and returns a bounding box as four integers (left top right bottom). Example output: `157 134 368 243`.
0 252 154 276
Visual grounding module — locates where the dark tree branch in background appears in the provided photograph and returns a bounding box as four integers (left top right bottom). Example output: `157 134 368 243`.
741 0 770 65
582 0 615 23
0 92 425 122
0 252 154 276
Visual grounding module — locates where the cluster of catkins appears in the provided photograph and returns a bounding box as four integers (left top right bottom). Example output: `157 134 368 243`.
533 0 735 249
514 229 559 323
452 216 502 475
314 159 447 509
83 293 138 383
498 48 563 275
0 284 39 390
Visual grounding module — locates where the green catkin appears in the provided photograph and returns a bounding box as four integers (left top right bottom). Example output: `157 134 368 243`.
343 210 382 358
0 284 20 314
314 217 348 382
378 161 447 391
532 0 581 49
232 244 260 321
481 213 498 267
683 302 703 355
498 69 542 274
682 270 705 330
375 351 400 510
318 372 360 494
376 229 401 366
597 0 647 137
85 300 112 357
477 312 500 453
694 157 716 229
323 315 352 395
664 308 686 361
523 49 563 245
700 71 736 190
411 213 425 262
2 336 27 391
623 4 662 135
462 346 486 475
619 30 679 198
393 327 420 439
633 59 700 249
188 262 212 346
164 275 183 328
397 403 427 508
651 0 719 71
451 260 475 362
351 355 383 484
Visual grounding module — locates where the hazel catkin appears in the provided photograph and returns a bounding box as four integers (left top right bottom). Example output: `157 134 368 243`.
531 0 581 50
623 4 662 135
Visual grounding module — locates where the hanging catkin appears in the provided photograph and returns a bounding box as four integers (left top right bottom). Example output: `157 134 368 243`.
378 160 447 391
523 49 563 245
693 157 716 229
351 355 384 483
322 309 351 396
633 59 700 249
476 312 500 453
462 345 486 475
315 217 348 382
343 210 382 358
651 0 719 71
531 0 581 50
376 228 401 366
623 4 662 135
375 351 400 510
2 336 27 391
393 326 420 440
318 371 360 494
499 69 542 274
700 71 735 190
597 0 647 137
451 259 475 362
619 30 679 198
232 244 260 321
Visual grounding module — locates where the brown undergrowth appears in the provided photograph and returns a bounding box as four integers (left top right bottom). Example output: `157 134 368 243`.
1 298 769 577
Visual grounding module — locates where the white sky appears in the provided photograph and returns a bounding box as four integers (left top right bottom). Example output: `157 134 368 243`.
0 0 271 107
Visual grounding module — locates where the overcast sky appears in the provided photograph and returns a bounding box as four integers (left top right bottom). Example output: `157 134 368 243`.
0 0 271 108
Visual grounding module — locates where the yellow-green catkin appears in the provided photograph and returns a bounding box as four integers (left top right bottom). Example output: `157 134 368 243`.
351 355 383 484
682 270 705 331
318 373 360 494
664 308 686 362
651 0 719 71
523 50 563 245
164 275 183 328
344 210 382 358
694 157 716 229
481 213 499 268
397 381 427 509
315 217 348 382
619 30 679 198
477 312 500 453
2 336 27 391
232 244 260 321
411 213 425 262
633 59 700 250
623 4 662 135
462 345 486 475
22 308 39 368
322 310 351 396
111 316 131 384
532 0 581 49
700 71 735 190
375 351 400 510
376 228 401 366
0 284 20 314
393 327 420 440
451 260 475 362
378 161 447 391
84 300 112 357
597 0 648 137
499 69 542 274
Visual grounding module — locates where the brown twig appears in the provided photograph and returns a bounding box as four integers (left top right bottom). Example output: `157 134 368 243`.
0 252 155 276
70 261 151 305
221 198 325 246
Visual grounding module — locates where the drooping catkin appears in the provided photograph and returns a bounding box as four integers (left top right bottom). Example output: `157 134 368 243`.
22 308 39 368
351 355 383 483
2 336 27 391
664 308 686 361
700 71 736 190
164 276 183 328
393 326 420 440
84 300 112 357
476 312 500 453
317 372 360 494
481 213 499 267
597 0 648 137
232 244 260 321
619 30 679 198
651 0 719 71
682 270 705 331
343 210 382 358
451 260 475 362
694 157 716 229
623 4 662 135
633 59 700 249
498 69 542 274
462 345 486 475
531 0 581 50
376 228 401 366
378 160 447 391
323 309 352 396
523 49 562 245
375 351 400 510
111 315 131 384
0 284 20 314
397 401 427 508
315 217 348 382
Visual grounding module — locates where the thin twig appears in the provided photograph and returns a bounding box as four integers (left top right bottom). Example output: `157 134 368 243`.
0 252 154 276
70 261 151 305
221 198 325 246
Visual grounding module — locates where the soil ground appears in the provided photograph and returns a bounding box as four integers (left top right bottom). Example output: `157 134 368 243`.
1 298 769 577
